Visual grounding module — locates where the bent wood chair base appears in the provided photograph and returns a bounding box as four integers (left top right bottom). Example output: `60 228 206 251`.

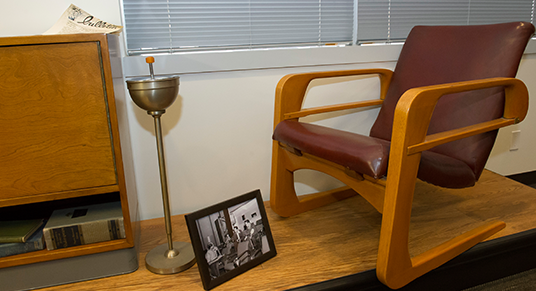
269 71 530 289
270 143 386 217
270 140 507 289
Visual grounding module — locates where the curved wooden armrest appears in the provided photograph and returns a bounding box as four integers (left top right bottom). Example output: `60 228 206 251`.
274 68 393 124
394 77 528 154
283 99 384 120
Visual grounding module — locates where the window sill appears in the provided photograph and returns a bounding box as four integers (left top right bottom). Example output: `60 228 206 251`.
122 39 536 77
122 44 403 77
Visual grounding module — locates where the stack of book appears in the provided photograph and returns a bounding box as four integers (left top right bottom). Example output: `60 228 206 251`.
43 201 126 250
0 219 46 258
0 201 126 257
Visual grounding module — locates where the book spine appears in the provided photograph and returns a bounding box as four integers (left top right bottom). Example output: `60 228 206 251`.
44 218 125 250
108 219 126 240
0 237 24 244
0 236 45 258
44 225 84 250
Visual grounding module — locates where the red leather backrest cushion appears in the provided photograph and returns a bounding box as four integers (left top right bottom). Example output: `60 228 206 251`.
370 22 535 180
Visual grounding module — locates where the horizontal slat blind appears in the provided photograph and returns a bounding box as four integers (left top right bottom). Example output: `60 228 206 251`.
357 0 535 42
122 0 534 54
468 0 534 25
123 0 354 54
390 0 471 40
356 0 389 42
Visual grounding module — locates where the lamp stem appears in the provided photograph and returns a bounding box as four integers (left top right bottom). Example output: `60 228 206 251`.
153 114 175 252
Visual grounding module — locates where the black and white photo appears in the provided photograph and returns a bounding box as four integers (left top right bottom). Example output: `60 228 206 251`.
185 190 276 290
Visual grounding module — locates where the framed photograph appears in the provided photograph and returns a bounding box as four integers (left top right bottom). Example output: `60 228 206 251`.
185 189 277 290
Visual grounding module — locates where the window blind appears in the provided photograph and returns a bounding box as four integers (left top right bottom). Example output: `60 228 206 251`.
122 0 354 54
358 0 535 43
122 0 534 55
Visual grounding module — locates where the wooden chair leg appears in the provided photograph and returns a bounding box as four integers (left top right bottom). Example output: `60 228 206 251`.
270 143 357 217
376 153 505 289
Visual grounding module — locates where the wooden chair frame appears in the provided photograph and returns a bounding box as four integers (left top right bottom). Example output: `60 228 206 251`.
270 69 529 289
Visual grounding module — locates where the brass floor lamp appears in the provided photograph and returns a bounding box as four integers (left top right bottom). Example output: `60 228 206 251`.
126 57 196 274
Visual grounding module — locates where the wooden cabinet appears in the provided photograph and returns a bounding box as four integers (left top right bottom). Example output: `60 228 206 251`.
0 34 136 269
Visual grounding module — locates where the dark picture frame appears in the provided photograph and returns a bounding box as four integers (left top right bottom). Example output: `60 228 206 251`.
185 189 277 290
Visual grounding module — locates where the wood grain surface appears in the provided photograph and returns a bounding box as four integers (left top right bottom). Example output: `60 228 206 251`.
38 170 536 290
0 41 116 201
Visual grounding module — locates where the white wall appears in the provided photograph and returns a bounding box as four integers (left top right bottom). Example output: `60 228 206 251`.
2 1 535 221
486 54 536 173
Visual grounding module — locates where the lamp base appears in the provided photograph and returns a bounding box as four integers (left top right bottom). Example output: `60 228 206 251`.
145 241 196 275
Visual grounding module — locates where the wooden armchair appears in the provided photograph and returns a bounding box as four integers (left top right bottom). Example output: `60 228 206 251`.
270 22 535 289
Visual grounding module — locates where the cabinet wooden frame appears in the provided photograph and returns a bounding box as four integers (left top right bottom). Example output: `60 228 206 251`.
0 34 135 268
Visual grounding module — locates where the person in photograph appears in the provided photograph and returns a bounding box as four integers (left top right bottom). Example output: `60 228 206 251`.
205 243 223 278
222 234 234 255
242 219 259 259
219 234 236 273
232 225 242 242
244 219 254 240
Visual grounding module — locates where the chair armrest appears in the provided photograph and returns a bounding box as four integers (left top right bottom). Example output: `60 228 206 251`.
283 99 384 120
274 69 393 124
392 77 529 155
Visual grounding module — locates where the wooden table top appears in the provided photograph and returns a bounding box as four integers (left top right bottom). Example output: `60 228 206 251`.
41 170 536 290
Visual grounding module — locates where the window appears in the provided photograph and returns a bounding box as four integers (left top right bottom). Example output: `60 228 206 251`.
122 0 535 55
122 0 354 54
358 0 535 43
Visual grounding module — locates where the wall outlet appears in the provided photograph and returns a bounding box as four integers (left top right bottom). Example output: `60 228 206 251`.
510 130 521 151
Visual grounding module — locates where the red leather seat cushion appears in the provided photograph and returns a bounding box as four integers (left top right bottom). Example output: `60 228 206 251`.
274 120 390 179
274 120 477 187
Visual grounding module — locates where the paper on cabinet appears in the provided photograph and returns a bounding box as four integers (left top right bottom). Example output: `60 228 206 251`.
44 4 122 35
